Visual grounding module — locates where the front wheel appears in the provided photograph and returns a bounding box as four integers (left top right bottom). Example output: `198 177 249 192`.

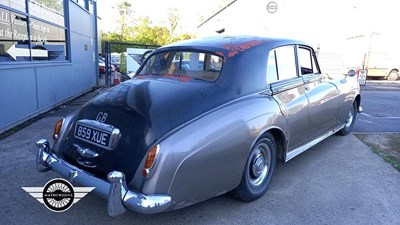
387 71 399 81
230 132 277 202
338 102 357 136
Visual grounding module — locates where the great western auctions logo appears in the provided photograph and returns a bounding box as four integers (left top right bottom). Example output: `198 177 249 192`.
22 178 94 212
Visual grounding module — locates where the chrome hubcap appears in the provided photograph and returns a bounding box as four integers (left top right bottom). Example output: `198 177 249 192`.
249 143 271 188
252 154 265 177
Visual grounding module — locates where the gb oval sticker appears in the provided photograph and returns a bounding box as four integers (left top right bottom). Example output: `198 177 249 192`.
96 112 108 123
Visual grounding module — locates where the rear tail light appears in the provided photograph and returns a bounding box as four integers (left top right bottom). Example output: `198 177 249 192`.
53 118 65 140
142 145 160 178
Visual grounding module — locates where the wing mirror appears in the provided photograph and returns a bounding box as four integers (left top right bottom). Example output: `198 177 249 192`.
341 69 357 84
347 69 356 77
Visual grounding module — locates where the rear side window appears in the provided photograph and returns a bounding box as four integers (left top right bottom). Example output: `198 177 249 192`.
138 51 223 82
275 46 297 80
266 45 298 83
266 50 278 83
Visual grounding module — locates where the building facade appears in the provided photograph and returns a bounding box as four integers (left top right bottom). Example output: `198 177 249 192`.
0 0 98 133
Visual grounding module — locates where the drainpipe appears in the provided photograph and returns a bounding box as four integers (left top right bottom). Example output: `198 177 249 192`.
94 0 99 87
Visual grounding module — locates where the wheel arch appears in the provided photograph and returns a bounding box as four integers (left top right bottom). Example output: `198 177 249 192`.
355 94 361 112
258 128 287 162
386 69 399 81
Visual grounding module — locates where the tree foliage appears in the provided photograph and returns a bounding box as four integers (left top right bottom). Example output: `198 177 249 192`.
113 1 133 40
101 1 196 53
167 8 180 39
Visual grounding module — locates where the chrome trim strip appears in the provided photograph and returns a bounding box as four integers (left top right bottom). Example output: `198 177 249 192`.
35 139 172 216
301 73 322 84
270 77 304 94
285 125 344 162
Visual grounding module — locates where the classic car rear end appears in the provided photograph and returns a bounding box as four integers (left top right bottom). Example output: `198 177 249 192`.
36 36 361 216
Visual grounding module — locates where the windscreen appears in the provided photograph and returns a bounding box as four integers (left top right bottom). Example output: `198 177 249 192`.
137 51 223 82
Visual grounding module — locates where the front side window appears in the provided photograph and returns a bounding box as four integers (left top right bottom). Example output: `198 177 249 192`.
298 47 319 75
138 51 223 82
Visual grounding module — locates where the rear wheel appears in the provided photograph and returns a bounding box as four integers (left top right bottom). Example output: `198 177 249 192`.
387 70 399 81
230 132 277 202
338 102 357 136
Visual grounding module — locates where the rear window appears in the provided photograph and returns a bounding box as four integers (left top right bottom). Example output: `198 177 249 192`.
137 51 223 82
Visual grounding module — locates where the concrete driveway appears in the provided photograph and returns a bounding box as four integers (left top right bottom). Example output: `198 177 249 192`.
0 90 399 225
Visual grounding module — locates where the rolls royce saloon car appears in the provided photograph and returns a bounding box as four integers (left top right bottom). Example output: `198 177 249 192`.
36 36 361 216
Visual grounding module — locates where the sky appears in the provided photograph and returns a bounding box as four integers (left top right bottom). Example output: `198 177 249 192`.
97 0 223 33
96 0 400 53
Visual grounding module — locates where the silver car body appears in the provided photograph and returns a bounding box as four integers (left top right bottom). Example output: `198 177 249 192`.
36 36 361 216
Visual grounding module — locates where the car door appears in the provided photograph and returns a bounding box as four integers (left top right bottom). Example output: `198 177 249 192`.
297 46 340 140
267 45 310 155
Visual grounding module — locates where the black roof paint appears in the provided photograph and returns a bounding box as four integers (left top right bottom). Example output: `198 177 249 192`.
143 35 309 111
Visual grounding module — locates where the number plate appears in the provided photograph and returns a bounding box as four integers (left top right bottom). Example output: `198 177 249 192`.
74 122 113 150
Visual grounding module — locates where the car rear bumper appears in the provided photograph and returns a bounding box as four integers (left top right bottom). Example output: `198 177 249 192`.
36 139 172 217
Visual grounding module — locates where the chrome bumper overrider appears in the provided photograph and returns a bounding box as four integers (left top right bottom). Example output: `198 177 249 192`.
36 139 172 217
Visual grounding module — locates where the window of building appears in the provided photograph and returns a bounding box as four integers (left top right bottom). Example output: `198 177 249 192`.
73 0 85 8
73 0 93 13
0 0 26 12
0 0 67 62
30 0 64 26
88 0 94 14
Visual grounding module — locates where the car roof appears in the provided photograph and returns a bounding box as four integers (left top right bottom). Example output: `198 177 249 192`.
159 35 308 53
140 36 312 112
